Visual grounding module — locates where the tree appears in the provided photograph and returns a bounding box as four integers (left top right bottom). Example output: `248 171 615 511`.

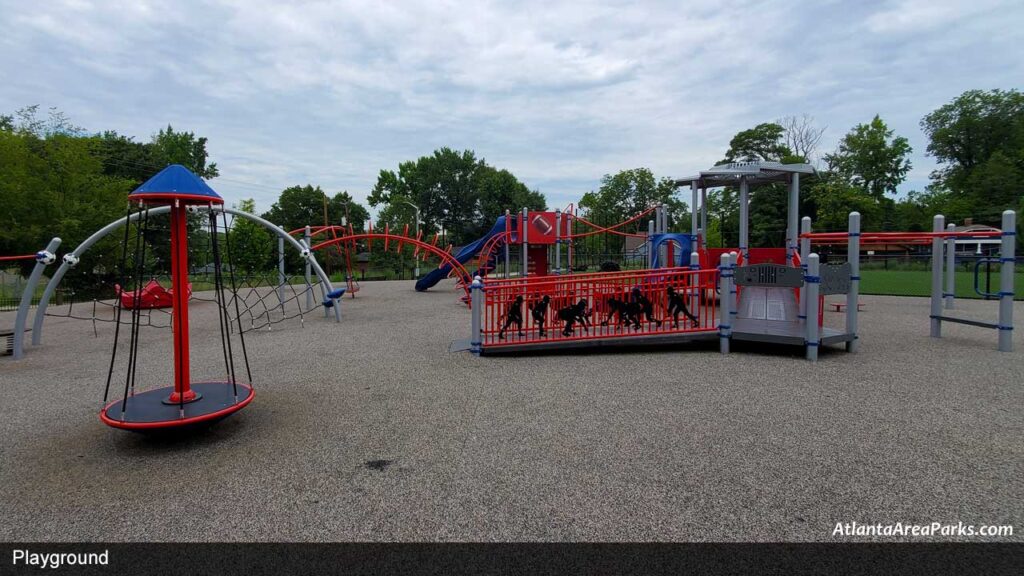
368 148 544 245
825 115 912 201
150 125 219 179
578 168 685 254
921 89 1024 223
719 123 796 247
229 199 274 273
779 114 827 163
262 185 368 233
722 123 792 163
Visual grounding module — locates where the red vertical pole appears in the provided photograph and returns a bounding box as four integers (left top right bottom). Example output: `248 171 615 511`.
168 202 195 404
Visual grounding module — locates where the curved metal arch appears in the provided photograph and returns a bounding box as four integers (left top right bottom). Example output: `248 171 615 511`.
32 205 336 346
475 230 511 275
311 232 472 296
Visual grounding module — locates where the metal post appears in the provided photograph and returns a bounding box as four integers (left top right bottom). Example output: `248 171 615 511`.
691 181 698 237
805 253 820 362
521 207 528 278
787 173 800 265
690 251 700 323
738 176 749 263
719 253 731 354
13 237 61 359
304 225 313 310
700 187 708 250
729 251 739 315
504 209 511 279
799 216 811 321
470 275 483 355
555 208 562 275
278 226 286 313
930 215 945 338
998 210 1015 352
648 219 655 268
945 222 956 309
847 212 860 352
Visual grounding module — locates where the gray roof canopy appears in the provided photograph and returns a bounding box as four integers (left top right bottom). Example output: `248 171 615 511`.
673 161 816 187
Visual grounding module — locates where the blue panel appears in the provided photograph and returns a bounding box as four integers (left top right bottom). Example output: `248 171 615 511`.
129 164 222 201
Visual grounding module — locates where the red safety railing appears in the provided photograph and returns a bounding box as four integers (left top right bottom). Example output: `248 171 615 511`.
480 266 718 349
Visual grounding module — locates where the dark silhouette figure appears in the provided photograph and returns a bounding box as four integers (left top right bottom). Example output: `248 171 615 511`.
666 285 700 328
498 295 525 339
630 287 661 330
529 295 551 336
558 298 591 337
600 296 629 329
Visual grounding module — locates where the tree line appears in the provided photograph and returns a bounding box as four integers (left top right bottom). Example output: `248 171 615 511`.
2 88 1021 282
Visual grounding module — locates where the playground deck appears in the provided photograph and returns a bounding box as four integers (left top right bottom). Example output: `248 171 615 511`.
0 280 1022 542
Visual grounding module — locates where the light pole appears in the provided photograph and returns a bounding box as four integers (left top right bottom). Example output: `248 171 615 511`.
400 199 421 278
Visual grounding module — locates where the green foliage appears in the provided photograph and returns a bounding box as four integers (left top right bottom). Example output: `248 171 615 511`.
262 185 369 233
825 115 912 201
368 148 544 245
229 198 274 273
920 89 1024 227
722 123 792 163
578 168 685 253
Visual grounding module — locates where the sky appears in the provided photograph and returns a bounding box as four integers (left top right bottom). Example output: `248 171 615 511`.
1 0 1022 216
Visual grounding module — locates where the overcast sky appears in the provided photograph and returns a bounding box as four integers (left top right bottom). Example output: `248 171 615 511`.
2 0 1022 215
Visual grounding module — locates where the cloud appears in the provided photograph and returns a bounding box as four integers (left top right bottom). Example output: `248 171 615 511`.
1 0 1021 216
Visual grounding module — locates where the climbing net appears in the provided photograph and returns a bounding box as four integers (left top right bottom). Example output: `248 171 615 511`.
46 210 327 335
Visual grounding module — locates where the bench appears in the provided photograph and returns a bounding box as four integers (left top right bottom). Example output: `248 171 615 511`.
829 302 864 312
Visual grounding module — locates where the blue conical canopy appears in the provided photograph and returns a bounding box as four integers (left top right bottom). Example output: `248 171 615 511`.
129 164 223 204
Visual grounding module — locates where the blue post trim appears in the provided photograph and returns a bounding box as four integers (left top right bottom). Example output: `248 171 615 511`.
806 342 819 347
1000 257 1015 263
850 275 861 281
997 325 1013 331
942 292 954 297
804 275 820 283
848 232 861 237
1002 231 1016 236
797 315 807 319
998 291 1015 297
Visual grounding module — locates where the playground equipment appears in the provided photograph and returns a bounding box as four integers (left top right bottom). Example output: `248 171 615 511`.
4 241 60 358
14 200 341 361
98 165 260 430
804 210 1016 353
115 278 191 309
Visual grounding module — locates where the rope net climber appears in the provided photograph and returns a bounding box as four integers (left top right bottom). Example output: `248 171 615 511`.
45 209 328 335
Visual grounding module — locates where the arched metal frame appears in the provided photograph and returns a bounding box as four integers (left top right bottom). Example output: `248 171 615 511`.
31 205 337 347
310 232 473 297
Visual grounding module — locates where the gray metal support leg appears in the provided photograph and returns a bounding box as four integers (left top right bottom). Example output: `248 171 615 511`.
847 212 861 352
691 181 698 237
945 222 956 310
930 215 945 338
788 173 799 265
304 225 313 310
998 210 1016 352
278 226 286 314
555 209 563 273
719 253 732 354
13 237 61 359
738 177 749 263
521 207 528 278
470 276 483 355
805 253 820 362
799 216 811 322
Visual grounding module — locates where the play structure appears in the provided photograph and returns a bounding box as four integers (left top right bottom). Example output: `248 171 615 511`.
96 165 261 430
459 161 1016 360
5 160 1017 378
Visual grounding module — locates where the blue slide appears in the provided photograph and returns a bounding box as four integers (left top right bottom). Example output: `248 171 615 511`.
415 216 510 292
